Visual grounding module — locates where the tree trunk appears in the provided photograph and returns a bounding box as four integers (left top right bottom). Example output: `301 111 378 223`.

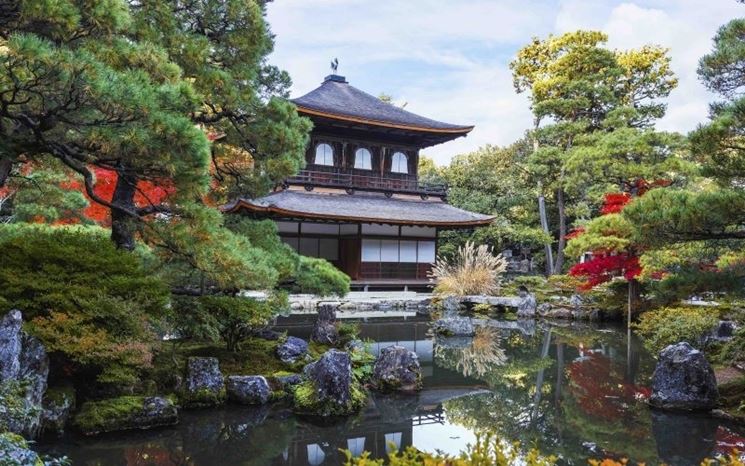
553 188 567 274
110 170 138 251
0 158 12 187
532 116 555 276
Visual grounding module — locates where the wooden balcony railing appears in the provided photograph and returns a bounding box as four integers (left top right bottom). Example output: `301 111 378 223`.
284 169 448 199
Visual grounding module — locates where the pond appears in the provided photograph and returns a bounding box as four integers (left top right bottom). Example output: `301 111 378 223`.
38 315 745 465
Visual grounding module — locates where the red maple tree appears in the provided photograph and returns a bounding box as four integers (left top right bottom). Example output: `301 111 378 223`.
568 192 640 290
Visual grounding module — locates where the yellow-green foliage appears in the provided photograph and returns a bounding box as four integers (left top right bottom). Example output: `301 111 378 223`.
343 432 556 466
635 306 720 354
0 224 168 387
74 396 149 434
565 214 634 257
432 242 508 296
292 380 367 417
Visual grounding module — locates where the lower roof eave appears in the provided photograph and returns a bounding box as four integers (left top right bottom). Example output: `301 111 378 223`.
222 199 494 229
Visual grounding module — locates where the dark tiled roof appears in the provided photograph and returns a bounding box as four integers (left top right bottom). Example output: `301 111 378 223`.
224 190 493 227
291 75 473 134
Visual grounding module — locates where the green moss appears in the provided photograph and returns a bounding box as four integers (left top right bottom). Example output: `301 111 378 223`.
308 341 332 360
291 380 367 417
44 385 75 407
180 387 226 408
74 395 179 435
74 396 146 434
149 337 302 393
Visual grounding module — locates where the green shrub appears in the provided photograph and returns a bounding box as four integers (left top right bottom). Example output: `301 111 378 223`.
292 256 350 297
0 224 169 386
170 293 284 351
634 306 720 354
337 321 360 346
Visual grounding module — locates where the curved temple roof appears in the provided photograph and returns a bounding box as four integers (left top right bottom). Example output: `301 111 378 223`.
224 190 493 228
292 75 474 136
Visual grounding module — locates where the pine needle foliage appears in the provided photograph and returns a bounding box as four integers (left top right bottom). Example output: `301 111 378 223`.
430 241 507 296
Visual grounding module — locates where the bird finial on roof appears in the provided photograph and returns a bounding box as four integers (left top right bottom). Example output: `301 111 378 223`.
330 58 339 73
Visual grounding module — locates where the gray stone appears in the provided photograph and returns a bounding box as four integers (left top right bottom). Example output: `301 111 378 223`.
516 290 537 317
254 329 281 341
537 303 552 316
303 349 353 406
372 345 422 392
226 376 270 405
277 374 302 389
649 342 718 411
432 317 475 336
440 296 462 315
311 303 339 345
546 308 573 319
40 386 75 436
0 310 23 381
703 320 737 346
0 310 49 437
276 336 308 364
184 357 225 407
0 433 42 466
569 294 584 309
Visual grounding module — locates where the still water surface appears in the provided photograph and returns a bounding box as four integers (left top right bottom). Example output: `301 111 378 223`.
39 316 745 465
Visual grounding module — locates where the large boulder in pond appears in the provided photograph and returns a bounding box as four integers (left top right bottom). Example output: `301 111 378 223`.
226 376 270 405
295 349 366 416
311 303 339 345
649 342 718 411
277 336 308 364
183 357 225 407
74 396 178 435
372 345 422 392
0 310 49 437
432 317 475 336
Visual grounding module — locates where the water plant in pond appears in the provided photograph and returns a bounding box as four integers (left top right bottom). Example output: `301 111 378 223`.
430 241 507 296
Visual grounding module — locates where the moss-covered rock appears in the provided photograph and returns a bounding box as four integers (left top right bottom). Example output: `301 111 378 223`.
292 379 367 417
180 387 226 408
0 432 43 466
73 396 178 435
182 357 226 408
40 384 75 435
292 349 368 417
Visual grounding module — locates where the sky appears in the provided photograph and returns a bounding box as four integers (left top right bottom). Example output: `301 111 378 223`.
266 0 744 165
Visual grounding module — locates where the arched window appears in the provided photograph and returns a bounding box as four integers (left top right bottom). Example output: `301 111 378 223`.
391 151 408 174
314 143 334 166
354 147 372 170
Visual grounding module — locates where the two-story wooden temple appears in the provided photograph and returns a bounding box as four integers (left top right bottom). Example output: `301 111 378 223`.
224 74 493 290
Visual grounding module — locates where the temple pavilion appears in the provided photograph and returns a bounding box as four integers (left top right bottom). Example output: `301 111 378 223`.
224 74 493 290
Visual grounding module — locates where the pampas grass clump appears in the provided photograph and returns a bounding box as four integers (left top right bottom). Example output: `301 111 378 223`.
430 241 507 296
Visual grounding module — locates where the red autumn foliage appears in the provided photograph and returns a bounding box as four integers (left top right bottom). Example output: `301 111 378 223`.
569 254 641 290
600 193 632 215
568 191 642 289
64 168 174 225
566 227 585 240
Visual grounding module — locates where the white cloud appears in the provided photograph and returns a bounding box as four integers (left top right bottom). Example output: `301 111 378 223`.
266 0 744 165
